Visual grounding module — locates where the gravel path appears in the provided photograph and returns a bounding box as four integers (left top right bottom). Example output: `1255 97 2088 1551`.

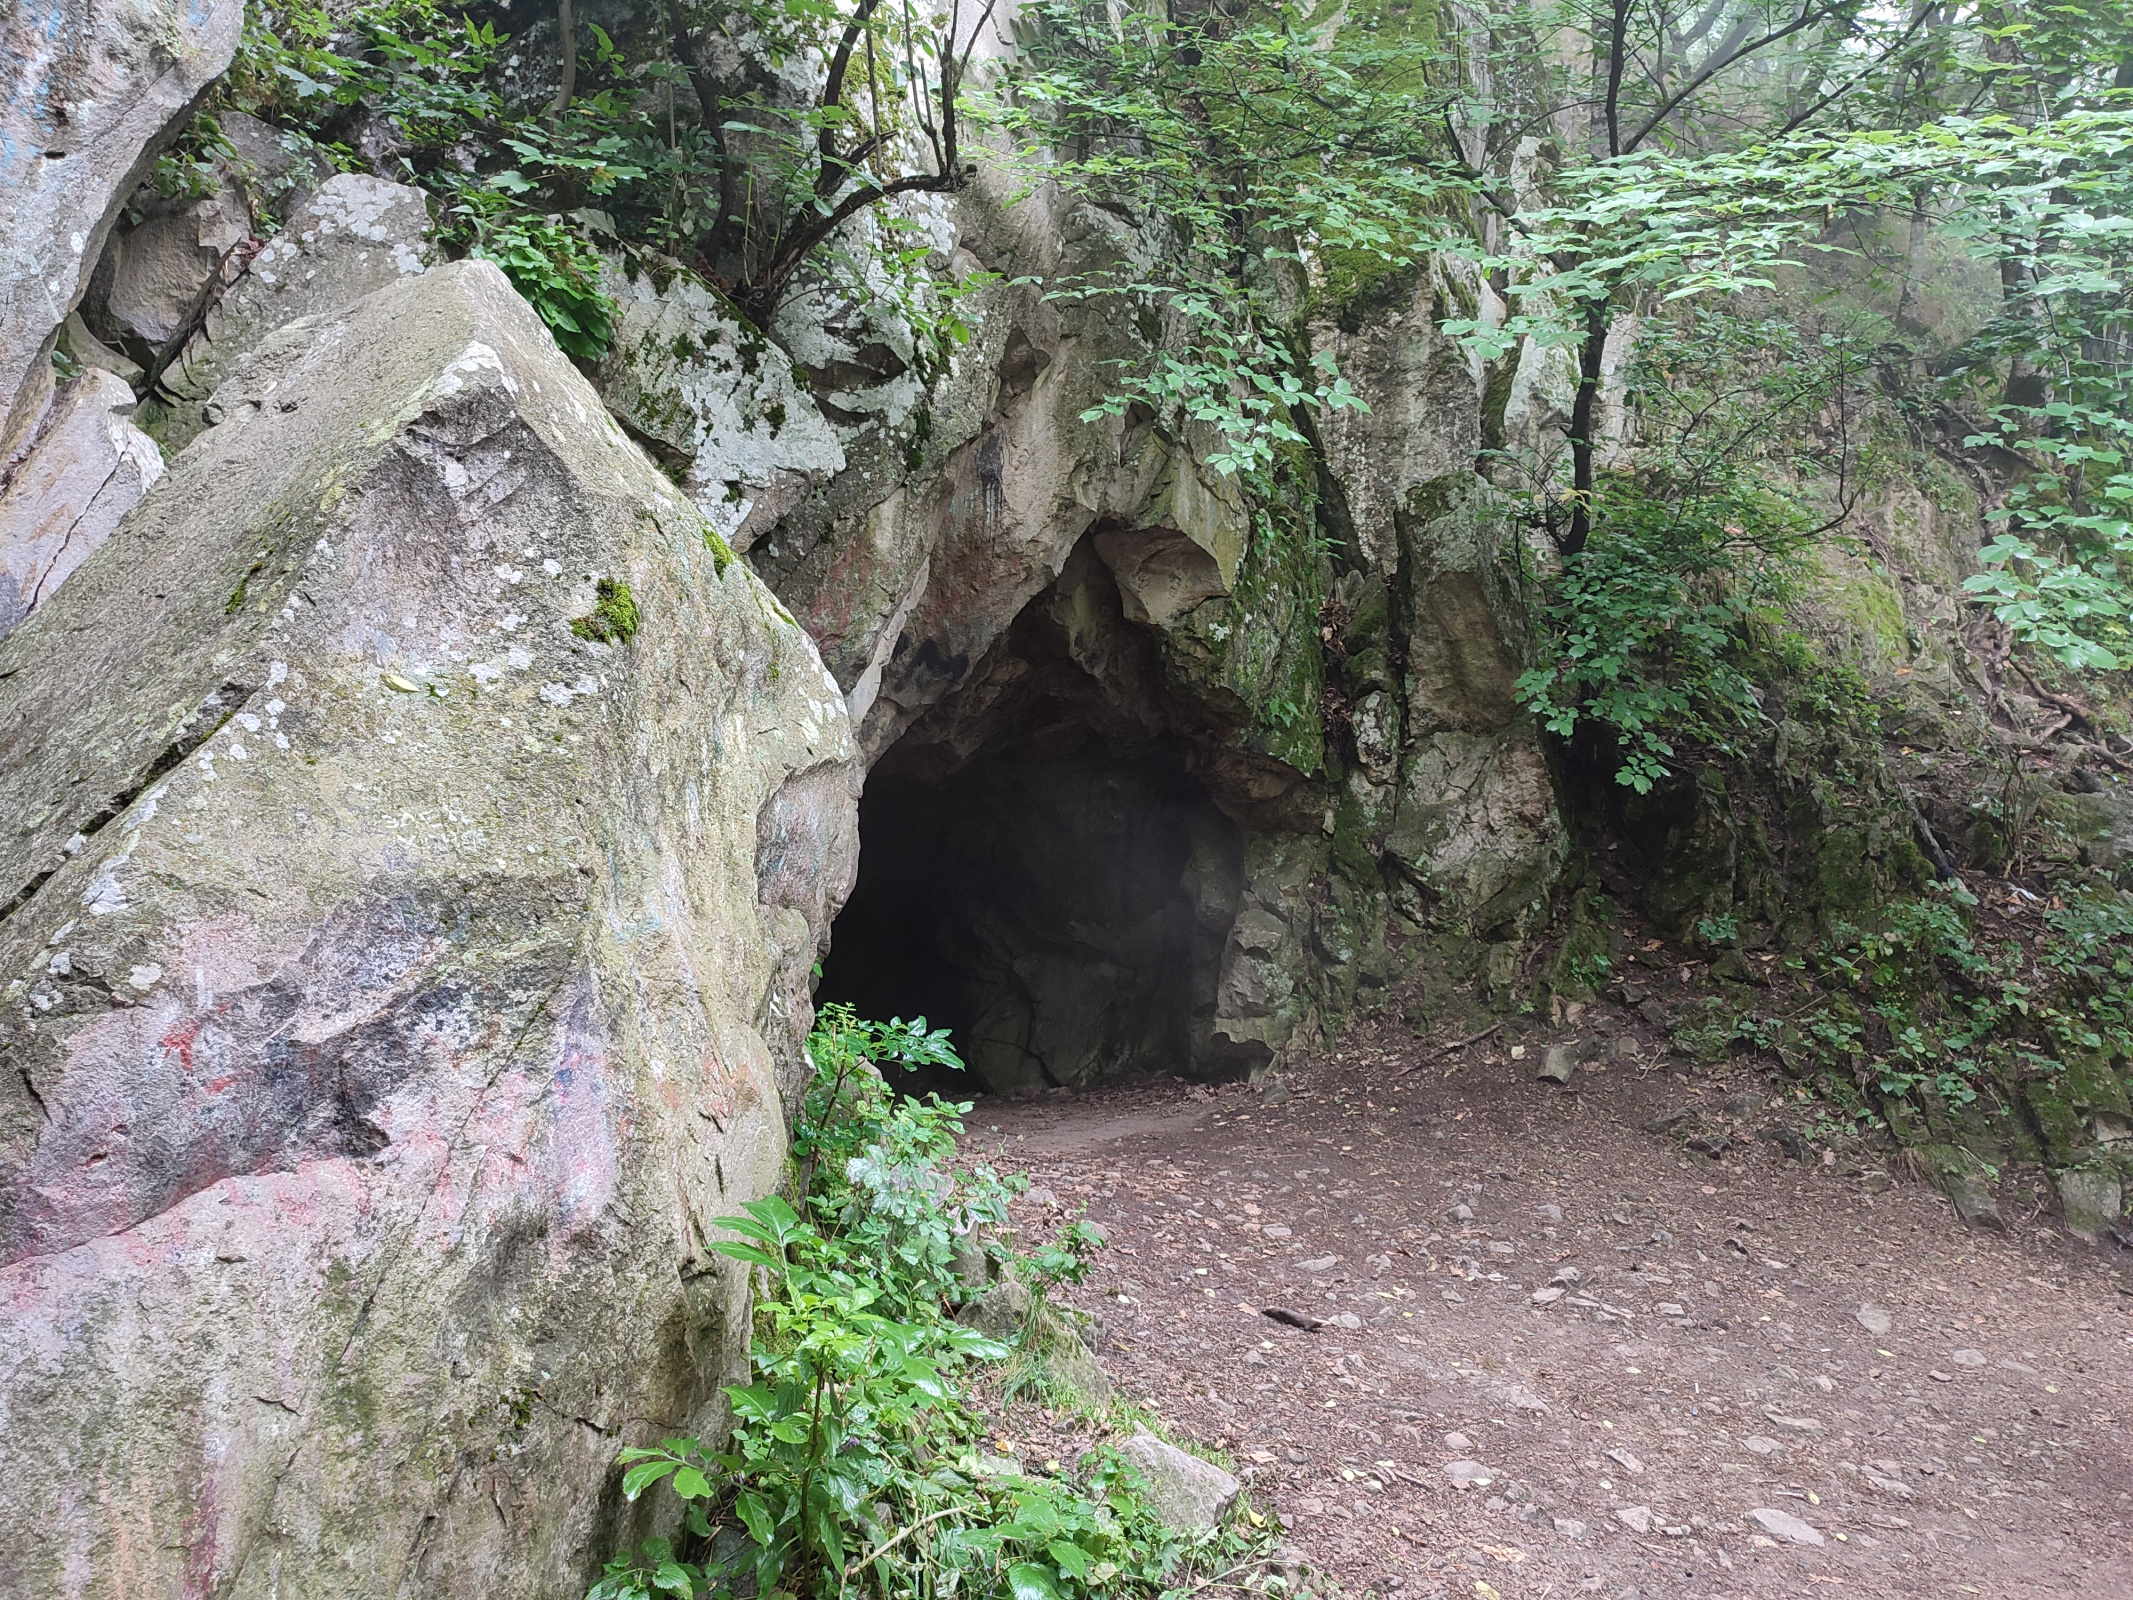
963 1016 2133 1599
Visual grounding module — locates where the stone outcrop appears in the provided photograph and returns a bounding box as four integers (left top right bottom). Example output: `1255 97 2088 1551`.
596 248 847 545
90 172 251 358
0 261 858 1597
0 367 162 639
0 0 244 461
149 174 440 451
746 177 1567 1089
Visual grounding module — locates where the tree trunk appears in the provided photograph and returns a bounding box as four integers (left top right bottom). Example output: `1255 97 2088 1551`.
1564 298 1610 557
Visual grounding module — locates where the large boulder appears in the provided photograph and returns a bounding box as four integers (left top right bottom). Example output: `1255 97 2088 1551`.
0 0 244 460
0 261 858 1597
0 367 163 639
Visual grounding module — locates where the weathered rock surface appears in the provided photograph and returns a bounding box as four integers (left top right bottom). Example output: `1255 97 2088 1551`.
92 173 251 355
0 260 858 1598
2059 1168 2123 1242
958 1273 1035 1340
150 174 439 450
596 250 847 544
1118 1427 1243 1531
0 0 244 459
0 367 162 639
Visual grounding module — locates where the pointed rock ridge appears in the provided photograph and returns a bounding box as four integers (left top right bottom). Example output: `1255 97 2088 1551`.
0 260 858 1596
0 0 245 460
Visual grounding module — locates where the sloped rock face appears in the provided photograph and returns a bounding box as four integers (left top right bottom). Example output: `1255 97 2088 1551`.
0 0 244 459
0 262 857 1597
0 366 162 639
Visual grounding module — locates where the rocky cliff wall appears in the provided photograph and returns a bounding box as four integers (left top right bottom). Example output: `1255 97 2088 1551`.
593 166 1567 1090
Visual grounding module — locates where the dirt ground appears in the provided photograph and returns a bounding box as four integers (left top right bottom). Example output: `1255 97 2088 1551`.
961 1009 2133 1599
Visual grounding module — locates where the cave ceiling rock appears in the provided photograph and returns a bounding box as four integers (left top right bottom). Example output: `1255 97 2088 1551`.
0 0 244 465
1093 445 1249 627
0 260 857 1598
785 332 1185 762
758 172 1181 748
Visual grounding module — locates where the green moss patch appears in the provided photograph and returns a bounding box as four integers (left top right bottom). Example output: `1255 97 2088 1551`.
570 578 642 644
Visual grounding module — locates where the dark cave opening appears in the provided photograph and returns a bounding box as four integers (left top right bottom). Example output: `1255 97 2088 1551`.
816 541 1247 1097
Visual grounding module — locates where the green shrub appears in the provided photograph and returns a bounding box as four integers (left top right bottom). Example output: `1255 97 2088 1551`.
1517 474 1809 793
587 1005 1280 1600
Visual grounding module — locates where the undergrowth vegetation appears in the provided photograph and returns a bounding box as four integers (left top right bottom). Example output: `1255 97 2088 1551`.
1513 310 1883 793
589 1004 1289 1600
1675 883 2133 1157
219 0 994 356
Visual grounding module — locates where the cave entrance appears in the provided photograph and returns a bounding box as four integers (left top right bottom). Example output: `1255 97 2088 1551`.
816 542 1245 1097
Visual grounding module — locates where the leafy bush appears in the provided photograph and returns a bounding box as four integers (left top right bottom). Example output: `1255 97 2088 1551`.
587 1006 1280 1600
1962 409 2133 671
1511 307 1890 793
458 202 618 360
1719 884 2133 1131
1516 475 1808 793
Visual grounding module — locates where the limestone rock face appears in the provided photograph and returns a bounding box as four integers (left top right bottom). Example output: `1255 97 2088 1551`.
737 175 1567 1091
0 0 244 458
0 367 162 639
0 261 857 1598
93 176 251 355
151 174 439 451
596 251 847 546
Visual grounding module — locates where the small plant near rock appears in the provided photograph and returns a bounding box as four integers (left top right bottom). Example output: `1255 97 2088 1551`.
571 578 640 644
1698 883 2133 1165
588 1006 1283 1599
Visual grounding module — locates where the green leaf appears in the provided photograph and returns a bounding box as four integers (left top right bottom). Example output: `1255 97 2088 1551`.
1008 1562 1065 1600
622 1459 680 1499
734 1488 776 1548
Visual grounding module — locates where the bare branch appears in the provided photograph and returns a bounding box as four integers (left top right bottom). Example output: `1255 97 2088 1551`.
1623 4 1838 153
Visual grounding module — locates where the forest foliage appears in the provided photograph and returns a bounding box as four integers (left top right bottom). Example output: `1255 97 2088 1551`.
588 1006 1283 1600
207 0 2133 763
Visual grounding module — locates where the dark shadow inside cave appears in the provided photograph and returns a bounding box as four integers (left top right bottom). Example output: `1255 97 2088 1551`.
816 538 1247 1096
